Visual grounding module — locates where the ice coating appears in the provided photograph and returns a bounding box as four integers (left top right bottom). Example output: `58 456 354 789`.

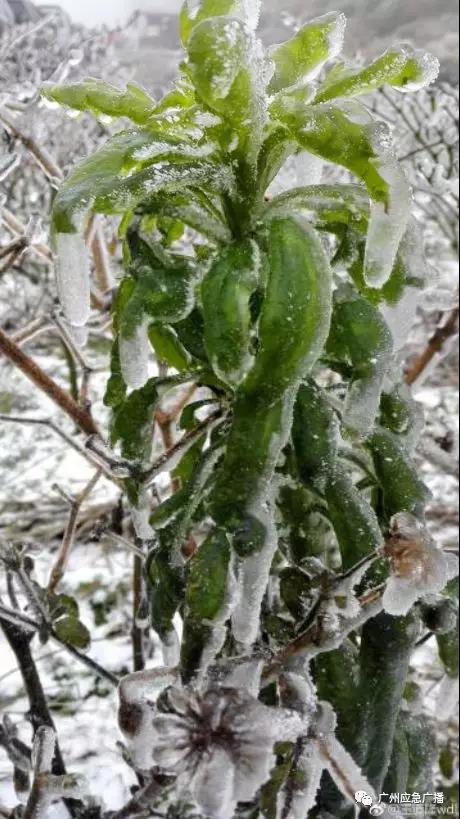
290 741 324 819
119 321 151 390
162 629 181 667
130 488 155 540
381 219 428 351
54 232 91 327
437 674 459 722
397 46 440 93
325 11 347 62
364 135 412 287
383 513 459 617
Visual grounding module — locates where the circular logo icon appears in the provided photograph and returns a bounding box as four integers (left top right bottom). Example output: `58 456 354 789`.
362 795 373 807
370 806 385 816
355 791 369 804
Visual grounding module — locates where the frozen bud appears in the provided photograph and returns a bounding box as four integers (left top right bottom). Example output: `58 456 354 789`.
148 685 306 818
382 513 459 617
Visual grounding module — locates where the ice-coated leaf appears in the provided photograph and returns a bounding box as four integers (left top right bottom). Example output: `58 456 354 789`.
187 16 271 162
368 428 431 518
111 378 158 461
186 529 231 621
316 44 440 103
265 183 369 230
148 324 192 370
42 78 156 124
269 12 347 93
275 103 390 204
293 378 340 492
202 238 261 385
325 463 383 570
180 0 261 46
54 615 91 651
52 126 227 235
327 290 393 438
54 232 91 327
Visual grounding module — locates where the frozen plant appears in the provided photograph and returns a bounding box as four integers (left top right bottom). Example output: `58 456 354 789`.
0 1 457 817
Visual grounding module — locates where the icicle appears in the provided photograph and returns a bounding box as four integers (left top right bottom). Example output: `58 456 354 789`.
364 136 412 288
437 674 459 722
162 628 181 667
289 741 324 819
130 488 155 541
231 504 277 646
54 232 91 327
119 321 151 389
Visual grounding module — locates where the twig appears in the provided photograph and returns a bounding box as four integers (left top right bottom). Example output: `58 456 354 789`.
142 409 224 486
0 327 100 437
11 315 50 346
51 311 94 407
0 415 118 484
405 307 459 385
0 602 119 687
23 727 86 819
0 108 63 181
0 207 52 261
92 223 114 293
48 470 103 594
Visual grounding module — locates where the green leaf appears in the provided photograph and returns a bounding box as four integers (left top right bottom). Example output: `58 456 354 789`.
54 615 91 651
149 548 185 640
185 529 231 620
293 379 339 492
367 428 430 519
354 612 420 792
269 11 346 94
315 44 439 103
264 183 369 232
111 379 158 460
327 290 393 437
273 103 389 204
325 463 383 571
202 239 261 385
104 338 127 410
52 126 226 234
279 566 315 620
256 125 297 198
148 324 192 370
42 79 156 124
172 435 206 482
187 16 269 161
244 216 332 401
120 235 197 338
180 0 260 46
175 308 209 362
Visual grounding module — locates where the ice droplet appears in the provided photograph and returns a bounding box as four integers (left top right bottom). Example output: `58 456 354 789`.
119 322 151 389
396 46 440 93
54 233 91 327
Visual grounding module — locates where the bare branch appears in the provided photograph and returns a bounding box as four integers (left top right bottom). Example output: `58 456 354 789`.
48 470 102 595
0 327 100 437
0 108 63 181
405 307 459 385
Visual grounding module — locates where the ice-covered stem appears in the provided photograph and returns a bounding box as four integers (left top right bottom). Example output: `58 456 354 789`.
23 727 86 819
0 328 100 437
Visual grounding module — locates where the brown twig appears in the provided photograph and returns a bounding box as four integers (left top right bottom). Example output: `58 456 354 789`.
0 108 63 181
142 409 223 486
11 315 50 346
0 327 100 437
405 307 459 385
48 470 103 595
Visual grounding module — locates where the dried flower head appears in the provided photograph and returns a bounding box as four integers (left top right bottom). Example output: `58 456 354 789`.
382 512 458 616
146 685 305 819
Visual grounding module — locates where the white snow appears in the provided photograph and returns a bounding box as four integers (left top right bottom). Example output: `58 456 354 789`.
54 232 91 327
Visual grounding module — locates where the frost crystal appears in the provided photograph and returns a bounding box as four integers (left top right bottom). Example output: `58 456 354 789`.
119 321 151 389
54 232 91 327
383 513 459 617
396 45 440 93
